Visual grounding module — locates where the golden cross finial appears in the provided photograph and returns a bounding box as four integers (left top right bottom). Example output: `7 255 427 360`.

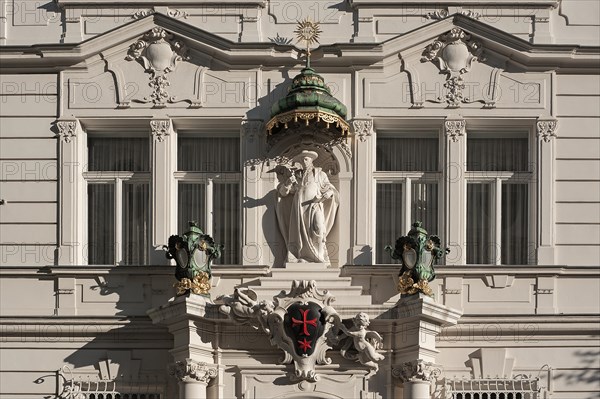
294 18 322 68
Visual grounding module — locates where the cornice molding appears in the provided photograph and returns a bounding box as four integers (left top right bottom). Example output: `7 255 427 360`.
56 0 266 6
349 0 559 7
1 15 598 72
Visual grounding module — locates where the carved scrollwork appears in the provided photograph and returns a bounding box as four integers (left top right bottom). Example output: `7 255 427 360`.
126 27 190 107
421 28 484 108
444 76 466 108
168 9 190 19
392 360 442 383
56 120 78 143
425 9 449 20
352 119 373 142
444 119 466 142
150 119 170 142
421 28 483 73
219 280 384 382
537 120 558 142
131 9 153 19
427 9 482 20
168 359 218 384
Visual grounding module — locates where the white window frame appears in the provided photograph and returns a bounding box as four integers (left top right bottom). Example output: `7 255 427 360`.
83 131 152 266
464 129 536 266
372 128 444 263
175 130 242 264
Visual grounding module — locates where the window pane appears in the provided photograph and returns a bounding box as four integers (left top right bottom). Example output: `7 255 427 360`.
178 183 206 233
502 183 529 264
178 137 240 172
467 136 528 171
214 182 240 264
88 137 149 171
376 136 438 171
376 183 403 263
412 182 438 233
122 182 149 265
88 184 115 265
467 183 493 264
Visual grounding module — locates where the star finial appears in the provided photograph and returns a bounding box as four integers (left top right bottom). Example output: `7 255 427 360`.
294 18 322 68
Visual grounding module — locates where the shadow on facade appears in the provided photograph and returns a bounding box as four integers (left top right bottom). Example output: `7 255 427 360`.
57 266 175 397
553 349 600 388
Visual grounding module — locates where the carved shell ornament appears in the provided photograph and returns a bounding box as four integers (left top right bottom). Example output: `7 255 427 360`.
421 28 485 108
126 27 189 75
126 27 190 107
421 28 483 76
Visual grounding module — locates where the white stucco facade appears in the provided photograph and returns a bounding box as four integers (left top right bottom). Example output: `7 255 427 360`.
0 1 598 398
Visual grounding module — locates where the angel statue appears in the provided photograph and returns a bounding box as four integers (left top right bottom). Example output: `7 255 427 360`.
331 312 384 371
269 150 339 263
219 288 274 334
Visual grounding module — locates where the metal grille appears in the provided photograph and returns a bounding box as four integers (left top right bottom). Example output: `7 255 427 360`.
445 378 542 399
84 395 161 399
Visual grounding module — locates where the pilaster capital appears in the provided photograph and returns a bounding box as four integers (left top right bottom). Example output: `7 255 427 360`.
241 119 264 143
392 360 441 383
444 118 466 142
55 119 79 143
150 119 171 142
168 359 218 384
536 118 558 142
351 118 373 142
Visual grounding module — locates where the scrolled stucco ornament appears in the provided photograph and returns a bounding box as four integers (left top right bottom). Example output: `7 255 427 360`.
126 27 190 107
421 27 484 108
218 280 385 382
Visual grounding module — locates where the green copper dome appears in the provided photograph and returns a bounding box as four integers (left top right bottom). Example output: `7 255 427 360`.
270 68 347 119
266 67 349 136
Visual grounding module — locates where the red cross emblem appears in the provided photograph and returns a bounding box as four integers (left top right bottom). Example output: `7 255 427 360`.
292 308 318 336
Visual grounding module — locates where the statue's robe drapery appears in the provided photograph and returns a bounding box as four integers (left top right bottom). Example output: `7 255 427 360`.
276 166 339 263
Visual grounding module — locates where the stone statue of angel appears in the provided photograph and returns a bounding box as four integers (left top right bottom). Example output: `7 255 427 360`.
330 312 384 371
219 288 274 334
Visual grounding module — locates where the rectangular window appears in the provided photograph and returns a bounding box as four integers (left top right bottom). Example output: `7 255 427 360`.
85 137 150 265
88 184 115 265
376 183 403 264
374 132 441 263
466 133 532 265
176 135 241 264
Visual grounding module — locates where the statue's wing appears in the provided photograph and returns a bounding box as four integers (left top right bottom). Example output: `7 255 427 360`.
365 331 383 347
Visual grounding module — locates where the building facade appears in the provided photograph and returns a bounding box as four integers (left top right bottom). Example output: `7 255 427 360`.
0 0 599 398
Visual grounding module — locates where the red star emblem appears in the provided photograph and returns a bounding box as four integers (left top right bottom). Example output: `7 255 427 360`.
297 338 312 352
